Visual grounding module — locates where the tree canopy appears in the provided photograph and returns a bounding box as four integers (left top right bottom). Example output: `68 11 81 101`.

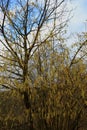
0 0 87 130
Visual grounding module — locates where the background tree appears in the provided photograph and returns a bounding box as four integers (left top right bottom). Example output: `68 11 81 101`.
0 0 69 129
0 41 87 130
0 0 87 130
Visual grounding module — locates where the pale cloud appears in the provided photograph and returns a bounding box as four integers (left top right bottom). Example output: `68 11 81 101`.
65 0 87 47
0 11 3 25
67 0 87 33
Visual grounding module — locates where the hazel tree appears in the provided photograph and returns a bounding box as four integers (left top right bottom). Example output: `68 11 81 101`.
0 0 68 108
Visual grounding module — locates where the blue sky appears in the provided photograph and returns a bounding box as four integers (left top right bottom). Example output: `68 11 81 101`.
68 0 87 34
0 0 87 46
0 0 86 34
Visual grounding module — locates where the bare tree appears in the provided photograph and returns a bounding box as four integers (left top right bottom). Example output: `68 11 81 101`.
0 0 68 108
